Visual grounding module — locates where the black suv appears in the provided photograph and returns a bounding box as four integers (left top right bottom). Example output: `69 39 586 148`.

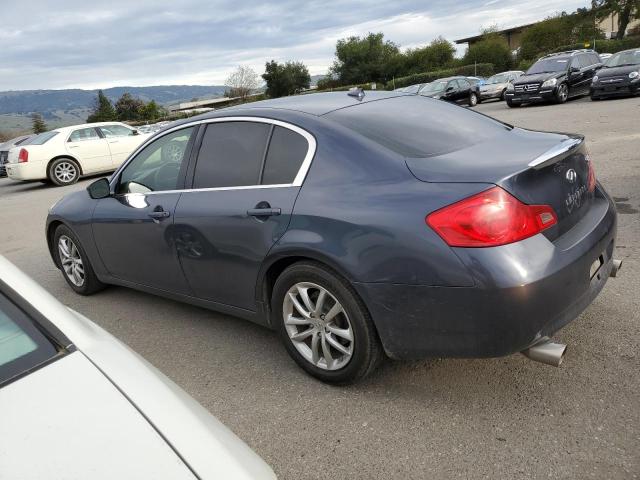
506 50 602 107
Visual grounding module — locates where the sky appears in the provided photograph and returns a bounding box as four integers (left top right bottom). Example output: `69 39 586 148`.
0 0 590 91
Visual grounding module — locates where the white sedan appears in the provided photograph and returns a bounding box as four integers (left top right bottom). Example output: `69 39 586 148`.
5 122 151 186
0 255 276 480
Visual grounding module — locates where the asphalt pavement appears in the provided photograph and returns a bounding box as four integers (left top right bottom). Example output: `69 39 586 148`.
1 95 638 479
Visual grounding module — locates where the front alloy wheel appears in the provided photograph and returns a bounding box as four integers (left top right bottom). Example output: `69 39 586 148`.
58 235 85 287
283 282 354 371
556 83 569 103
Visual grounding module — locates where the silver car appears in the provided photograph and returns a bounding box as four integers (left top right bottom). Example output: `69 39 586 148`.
0 134 33 177
0 255 276 480
479 71 524 101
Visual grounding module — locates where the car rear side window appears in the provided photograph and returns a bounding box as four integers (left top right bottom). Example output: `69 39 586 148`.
326 96 509 158
0 292 58 388
194 122 270 189
262 126 308 185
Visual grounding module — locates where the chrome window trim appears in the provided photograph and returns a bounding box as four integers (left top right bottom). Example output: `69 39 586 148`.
110 116 317 193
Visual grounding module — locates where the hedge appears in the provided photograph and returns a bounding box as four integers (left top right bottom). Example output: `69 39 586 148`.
546 35 640 56
310 82 378 94
387 63 495 89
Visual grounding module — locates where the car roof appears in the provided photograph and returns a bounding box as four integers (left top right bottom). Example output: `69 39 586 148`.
52 122 129 133
208 91 410 117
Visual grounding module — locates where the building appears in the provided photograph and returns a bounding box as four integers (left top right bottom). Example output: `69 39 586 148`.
455 13 640 51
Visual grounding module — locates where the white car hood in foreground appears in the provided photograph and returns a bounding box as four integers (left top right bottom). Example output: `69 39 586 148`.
0 352 196 480
0 256 276 480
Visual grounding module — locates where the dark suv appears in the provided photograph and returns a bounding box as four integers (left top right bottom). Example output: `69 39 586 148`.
506 50 602 107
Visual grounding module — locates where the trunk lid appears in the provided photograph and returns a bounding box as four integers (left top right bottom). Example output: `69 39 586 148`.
406 128 594 240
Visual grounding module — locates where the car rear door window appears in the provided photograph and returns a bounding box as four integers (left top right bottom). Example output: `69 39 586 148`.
193 122 270 189
68 128 100 142
0 292 58 387
262 126 308 185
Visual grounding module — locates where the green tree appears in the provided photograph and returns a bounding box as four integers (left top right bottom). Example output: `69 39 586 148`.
140 100 163 121
329 32 400 84
114 93 145 121
402 37 456 75
592 0 640 39
87 90 116 122
463 33 513 72
262 60 311 98
31 113 47 134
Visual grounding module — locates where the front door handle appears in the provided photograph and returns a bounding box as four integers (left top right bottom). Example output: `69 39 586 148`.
149 208 170 221
247 207 281 217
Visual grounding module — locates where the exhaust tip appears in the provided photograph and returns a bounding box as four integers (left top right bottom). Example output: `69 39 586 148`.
521 337 567 367
610 259 623 278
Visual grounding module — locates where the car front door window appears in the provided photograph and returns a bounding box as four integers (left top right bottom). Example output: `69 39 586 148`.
117 127 195 194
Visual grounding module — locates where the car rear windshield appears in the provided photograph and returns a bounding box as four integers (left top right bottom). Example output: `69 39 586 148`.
0 292 58 387
527 57 570 74
24 131 59 145
326 96 510 158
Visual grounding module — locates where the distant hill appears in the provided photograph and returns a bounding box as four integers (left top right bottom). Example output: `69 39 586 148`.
0 85 228 116
310 75 326 86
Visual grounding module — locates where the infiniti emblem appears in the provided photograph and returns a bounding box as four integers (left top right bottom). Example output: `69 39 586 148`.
565 169 577 184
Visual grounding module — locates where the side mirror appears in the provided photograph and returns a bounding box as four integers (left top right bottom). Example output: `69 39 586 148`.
132 129 140 136
87 177 111 199
570 66 580 73
446 86 454 92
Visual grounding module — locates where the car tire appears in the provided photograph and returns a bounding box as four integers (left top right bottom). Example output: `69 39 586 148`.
48 157 80 186
272 261 383 384
506 99 519 108
555 83 569 104
500 89 507 101
53 224 105 295
468 92 478 107
590 95 600 101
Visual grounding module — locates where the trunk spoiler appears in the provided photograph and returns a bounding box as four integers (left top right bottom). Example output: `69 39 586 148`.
528 136 583 170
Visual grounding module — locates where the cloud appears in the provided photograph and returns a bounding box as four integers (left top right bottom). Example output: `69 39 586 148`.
0 0 589 90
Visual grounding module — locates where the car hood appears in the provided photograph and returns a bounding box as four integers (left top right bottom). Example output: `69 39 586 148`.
0 352 197 480
597 64 640 78
515 72 563 84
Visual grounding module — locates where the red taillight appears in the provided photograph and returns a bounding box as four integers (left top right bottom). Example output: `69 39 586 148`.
587 159 596 192
426 186 557 248
18 148 28 163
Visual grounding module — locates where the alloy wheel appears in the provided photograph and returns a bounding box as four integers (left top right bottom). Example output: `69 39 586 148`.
283 282 354 371
54 161 77 184
559 84 569 102
58 235 85 287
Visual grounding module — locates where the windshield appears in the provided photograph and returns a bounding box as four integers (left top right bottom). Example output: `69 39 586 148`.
403 84 422 94
23 131 59 145
420 81 447 93
486 73 510 84
527 58 569 74
604 50 640 67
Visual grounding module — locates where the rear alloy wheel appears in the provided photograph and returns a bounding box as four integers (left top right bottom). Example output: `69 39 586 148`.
555 83 569 103
54 224 105 295
468 92 478 107
272 262 383 384
49 158 80 186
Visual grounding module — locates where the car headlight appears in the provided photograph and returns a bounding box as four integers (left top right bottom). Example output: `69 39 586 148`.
630 71 640 79
541 78 558 88
592 75 599 83
506 83 514 91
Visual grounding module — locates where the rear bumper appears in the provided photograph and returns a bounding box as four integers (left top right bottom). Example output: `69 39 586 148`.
591 82 640 98
5 161 47 181
355 187 617 360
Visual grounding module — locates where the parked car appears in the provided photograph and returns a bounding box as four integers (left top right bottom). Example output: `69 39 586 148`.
0 255 276 479
465 76 486 87
506 50 602 107
590 48 640 100
0 135 33 177
5 122 151 186
47 91 620 384
599 53 613 60
479 71 524 101
419 76 479 106
399 83 426 94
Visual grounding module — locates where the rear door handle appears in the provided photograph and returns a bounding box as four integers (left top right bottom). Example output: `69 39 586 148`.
149 210 170 220
247 208 281 217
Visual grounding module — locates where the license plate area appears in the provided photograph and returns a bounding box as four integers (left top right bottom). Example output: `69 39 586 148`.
590 255 604 279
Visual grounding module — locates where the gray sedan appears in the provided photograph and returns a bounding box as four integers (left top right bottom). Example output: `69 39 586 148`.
479 71 524 101
0 255 276 480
